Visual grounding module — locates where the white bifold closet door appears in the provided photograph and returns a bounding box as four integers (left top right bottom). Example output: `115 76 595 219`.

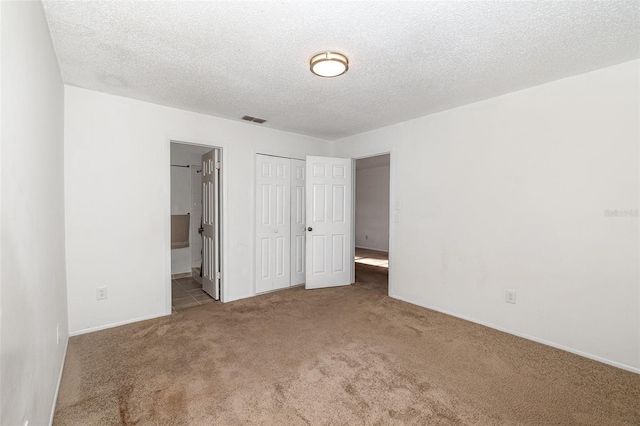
290 159 306 286
255 155 292 293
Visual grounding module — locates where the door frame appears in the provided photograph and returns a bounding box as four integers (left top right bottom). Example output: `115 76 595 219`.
164 137 229 313
350 150 394 296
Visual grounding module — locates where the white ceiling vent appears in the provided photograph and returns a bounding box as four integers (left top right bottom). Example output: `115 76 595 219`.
242 115 267 124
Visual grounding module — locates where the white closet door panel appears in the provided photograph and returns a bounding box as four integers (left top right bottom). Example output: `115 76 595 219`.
256 155 291 293
290 159 306 286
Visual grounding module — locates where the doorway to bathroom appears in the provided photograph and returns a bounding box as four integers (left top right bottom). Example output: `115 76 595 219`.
170 142 222 310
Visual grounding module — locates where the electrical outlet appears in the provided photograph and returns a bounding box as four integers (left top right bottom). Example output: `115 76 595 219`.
96 287 108 300
506 289 517 304
56 325 60 345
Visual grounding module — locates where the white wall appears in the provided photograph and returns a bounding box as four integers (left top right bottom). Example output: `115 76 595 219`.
333 60 640 372
355 164 390 251
170 165 191 274
64 86 330 334
0 2 68 425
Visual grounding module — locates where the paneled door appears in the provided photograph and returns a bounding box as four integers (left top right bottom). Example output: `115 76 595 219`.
256 155 291 293
202 149 221 300
290 159 306 286
305 156 353 289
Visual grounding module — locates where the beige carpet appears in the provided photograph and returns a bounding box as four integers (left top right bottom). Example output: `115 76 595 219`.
54 264 639 425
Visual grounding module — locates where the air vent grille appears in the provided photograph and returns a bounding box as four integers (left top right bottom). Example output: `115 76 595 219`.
242 115 267 124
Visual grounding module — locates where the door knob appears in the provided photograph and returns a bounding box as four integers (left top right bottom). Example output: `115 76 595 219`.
307 227 313 231
274 229 279 233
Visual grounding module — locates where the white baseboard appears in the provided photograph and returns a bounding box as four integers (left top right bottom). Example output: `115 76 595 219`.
171 272 192 279
49 338 69 426
69 312 169 337
390 294 640 375
355 245 389 253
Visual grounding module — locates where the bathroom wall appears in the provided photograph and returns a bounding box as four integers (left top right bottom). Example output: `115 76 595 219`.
170 143 211 275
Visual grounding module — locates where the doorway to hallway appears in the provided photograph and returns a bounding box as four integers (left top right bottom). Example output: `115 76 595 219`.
354 154 390 295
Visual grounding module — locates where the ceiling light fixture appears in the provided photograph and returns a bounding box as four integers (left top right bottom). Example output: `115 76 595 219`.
310 52 349 78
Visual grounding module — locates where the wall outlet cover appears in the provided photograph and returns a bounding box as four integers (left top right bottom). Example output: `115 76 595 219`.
96 287 108 300
506 289 517 304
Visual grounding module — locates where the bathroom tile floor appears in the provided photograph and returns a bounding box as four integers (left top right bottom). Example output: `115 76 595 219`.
171 277 214 310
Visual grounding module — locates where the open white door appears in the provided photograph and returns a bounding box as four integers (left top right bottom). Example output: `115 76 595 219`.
202 149 221 300
305 156 353 289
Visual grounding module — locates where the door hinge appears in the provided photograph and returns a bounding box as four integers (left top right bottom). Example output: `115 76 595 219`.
215 161 221 170
216 271 221 280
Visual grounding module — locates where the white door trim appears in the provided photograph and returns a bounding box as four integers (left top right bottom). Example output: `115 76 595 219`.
164 137 229 314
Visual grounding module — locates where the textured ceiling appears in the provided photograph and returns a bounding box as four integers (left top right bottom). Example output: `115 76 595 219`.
42 1 640 141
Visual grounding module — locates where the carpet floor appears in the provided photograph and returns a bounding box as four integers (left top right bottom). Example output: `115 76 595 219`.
54 264 640 425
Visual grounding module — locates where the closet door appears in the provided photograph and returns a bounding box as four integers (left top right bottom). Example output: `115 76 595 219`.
255 155 291 293
290 159 306 286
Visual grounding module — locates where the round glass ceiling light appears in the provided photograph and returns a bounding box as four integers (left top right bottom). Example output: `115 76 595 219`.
310 52 349 78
